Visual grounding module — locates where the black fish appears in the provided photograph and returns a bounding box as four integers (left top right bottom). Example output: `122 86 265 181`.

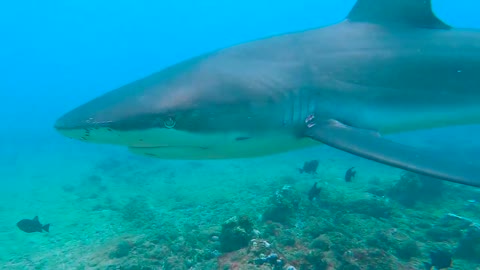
298 160 319 174
423 250 453 270
16 216 50 233
345 167 356 182
308 182 321 201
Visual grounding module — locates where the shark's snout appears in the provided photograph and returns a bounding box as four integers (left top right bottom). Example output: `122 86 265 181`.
54 112 132 146
54 114 88 131
54 113 96 141
54 113 112 130
54 105 121 144
53 117 67 130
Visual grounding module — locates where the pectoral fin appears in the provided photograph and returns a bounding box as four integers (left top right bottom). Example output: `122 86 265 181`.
304 118 480 188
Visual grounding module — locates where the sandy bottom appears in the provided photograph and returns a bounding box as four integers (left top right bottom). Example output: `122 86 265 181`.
1 129 479 269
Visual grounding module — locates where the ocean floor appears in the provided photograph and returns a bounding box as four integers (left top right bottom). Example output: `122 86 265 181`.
1 132 480 270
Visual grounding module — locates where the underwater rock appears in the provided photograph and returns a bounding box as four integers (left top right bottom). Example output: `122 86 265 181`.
302 218 336 239
87 174 103 185
394 240 421 260
220 215 255 252
248 239 272 256
348 197 393 219
73 173 108 200
455 226 480 262
61 184 75 193
366 228 414 255
387 171 444 207
366 230 396 251
109 240 133 258
262 222 282 238
325 231 358 255
262 185 301 224
249 240 286 269
310 235 331 251
426 214 472 242
425 226 462 242
217 238 284 269
364 227 418 260
121 196 156 226
343 248 398 269
96 158 122 172
254 253 285 270
366 186 386 197
278 232 296 247
305 249 328 270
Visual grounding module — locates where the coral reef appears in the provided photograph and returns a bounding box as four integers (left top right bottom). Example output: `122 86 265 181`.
121 196 157 227
220 216 255 252
5 156 480 269
387 171 444 207
263 185 301 224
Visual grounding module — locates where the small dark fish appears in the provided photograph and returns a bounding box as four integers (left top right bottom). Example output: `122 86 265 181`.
423 250 453 270
298 160 319 174
308 182 322 201
16 216 50 233
345 167 356 182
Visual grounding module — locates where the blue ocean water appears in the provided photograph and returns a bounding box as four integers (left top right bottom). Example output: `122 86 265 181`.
1 0 480 269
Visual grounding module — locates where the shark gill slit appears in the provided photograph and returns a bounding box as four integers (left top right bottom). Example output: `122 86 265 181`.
296 90 315 125
283 92 292 126
289 93 295 125
285 90 312 126
298 92 303 124
293 91 301 124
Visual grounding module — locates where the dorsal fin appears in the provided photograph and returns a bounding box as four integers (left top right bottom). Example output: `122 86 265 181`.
347 0 451 29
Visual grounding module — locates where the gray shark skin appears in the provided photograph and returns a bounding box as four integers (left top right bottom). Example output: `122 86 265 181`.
55 0 480 188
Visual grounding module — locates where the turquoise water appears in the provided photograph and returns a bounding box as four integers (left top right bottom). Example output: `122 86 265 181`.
2 1 480 269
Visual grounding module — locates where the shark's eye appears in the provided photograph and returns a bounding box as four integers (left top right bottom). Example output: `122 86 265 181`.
164 116 176 129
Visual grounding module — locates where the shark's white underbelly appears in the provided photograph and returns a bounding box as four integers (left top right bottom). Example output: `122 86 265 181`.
59 126 321 159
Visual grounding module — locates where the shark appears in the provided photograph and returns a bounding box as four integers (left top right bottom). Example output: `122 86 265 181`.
55 0 480 188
